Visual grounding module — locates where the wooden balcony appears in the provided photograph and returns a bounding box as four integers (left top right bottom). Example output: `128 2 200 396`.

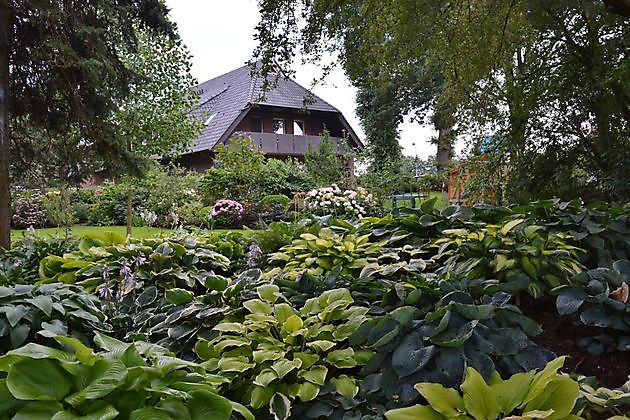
233 131 350 156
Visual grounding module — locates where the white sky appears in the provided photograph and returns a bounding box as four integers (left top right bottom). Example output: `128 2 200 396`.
165 0 441 159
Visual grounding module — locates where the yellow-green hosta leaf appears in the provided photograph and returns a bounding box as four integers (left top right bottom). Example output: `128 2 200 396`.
300 233 318 241
164 288 194 305
213 323 245 333
460 367 501 420
494 254 516 272
522 357 566 406
257 284 281 303
291 382 320 402
283 315 304 334
217 356 254 373
243 299 273 315
501 219 524 236
271 359 302 379
300 365 328 386
489 371 534 415
274 303 297 323
254 369 278 387
522 377 580 420
385 405 445 420
307 340 336 352
253 350 285 363
250 385 275 410
7 359 72 401
293 352 319 369
415 383 465 418
331 375 358 398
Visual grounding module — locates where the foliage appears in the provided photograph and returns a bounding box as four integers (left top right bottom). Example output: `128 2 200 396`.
304 130 350 189
575 375 630 419
38 232 232 295
266 227 387 280
0 332 251 419
210 199 245 228
0 234 74 285
552 261 630 355
196 285 373 418
0 283 109 353
385 357 581 420
432 219 585 298
260 194 292 210
304 185 377 218
41 187 78 237
11 190 48 229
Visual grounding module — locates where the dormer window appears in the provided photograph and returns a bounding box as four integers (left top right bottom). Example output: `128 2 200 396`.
273 118 285 134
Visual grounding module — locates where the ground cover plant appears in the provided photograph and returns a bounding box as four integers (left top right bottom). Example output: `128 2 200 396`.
0 199 628 419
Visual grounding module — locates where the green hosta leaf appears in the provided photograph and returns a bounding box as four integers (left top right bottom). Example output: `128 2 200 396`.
392 332 435 377
253 349 285 363
331 375 359 398
128 407 172 419
26 296 54 317
53 402 119 420
257 283 281 303
135 286 158 307
293 352 319 369
283 315 303 334
64 359 127 406
495 254 515 272
243 299 273 315
250 386 275 409
415 383 465 418
217 356 254 373
274 303 297 323
254 369 278 387
7 359 72 401
300 365 328 386
271 358 302 379
165 288 194 305
3 304 28 327
38 331 97 366
307 340 336 352
270 393 292 420
188 390 233 420
325 348 357 368
12 401 63 420
385 405 444 420
292 382 320 402
213 322 245 333
460 367 501 420
203 275 229 291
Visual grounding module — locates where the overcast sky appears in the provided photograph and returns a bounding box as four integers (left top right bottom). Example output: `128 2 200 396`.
165 0 440 159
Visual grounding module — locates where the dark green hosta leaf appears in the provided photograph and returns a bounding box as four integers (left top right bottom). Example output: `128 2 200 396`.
135 286 158 307
366 318 400 348
187 390 233 420
432 320 479 347
7 358 72 401
270 392 291 420
11 401 63 420
392 332 435 377
580 307 612 328
556 288 588 316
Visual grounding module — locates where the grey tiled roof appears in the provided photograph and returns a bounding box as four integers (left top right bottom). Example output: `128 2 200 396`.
189 63 345 154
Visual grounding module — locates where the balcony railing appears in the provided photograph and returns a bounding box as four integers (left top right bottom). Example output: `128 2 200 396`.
232 131 349 155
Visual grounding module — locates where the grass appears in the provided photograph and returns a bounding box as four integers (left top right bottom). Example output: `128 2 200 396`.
383 191 447 210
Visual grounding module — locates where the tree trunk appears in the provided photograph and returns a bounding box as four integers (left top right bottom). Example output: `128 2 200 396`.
433 97 455 174
0 1 12 249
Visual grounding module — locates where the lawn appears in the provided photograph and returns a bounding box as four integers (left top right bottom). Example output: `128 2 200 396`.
383 191 447 210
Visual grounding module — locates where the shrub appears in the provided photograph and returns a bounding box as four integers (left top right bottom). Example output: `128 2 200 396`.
210 199 245 228
259 194 291 209
11 190 48 228
304 184 377 218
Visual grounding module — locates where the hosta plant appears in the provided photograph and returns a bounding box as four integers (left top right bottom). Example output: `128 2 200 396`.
574 375 630 419
432 218 584 298
38 231 231 295
552 260 630 355
0 283 109 352
266 227 387 280
195 285 373 419
0 332 252 419
385 357 582 420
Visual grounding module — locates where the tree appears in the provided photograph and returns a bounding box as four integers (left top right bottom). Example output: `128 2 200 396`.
0 1 186 247
114 28 202 235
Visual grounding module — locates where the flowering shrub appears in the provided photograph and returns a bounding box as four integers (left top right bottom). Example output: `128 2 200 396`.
209 198 244 227
12 191 48 228
304 184 376 217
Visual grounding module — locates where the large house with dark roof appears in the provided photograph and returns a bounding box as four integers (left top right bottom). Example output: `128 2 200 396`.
178 63 363 171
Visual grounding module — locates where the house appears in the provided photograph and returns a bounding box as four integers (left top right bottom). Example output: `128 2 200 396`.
178 63 363 171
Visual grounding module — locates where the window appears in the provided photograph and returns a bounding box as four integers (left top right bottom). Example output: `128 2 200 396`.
273 118 285 134
251 116 263 132
293 120 305 135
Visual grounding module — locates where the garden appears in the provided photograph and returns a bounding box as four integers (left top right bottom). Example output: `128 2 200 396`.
1 192 628 419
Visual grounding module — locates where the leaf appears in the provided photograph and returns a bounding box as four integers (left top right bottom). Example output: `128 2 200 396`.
489 371 534 415
164 288 194 305
271 358 302 379
12 401 64 420
556 288 588 316
135 286 158 307
391 332 435 377
283 315 303 334
414 383 465 418
254 369 278 387
64 359 127 406
7 358 72 401
128 407 172 419
307 340 336 352
330 375 358 398
257 283 281 303
522 377 580 419
292 382 320 401
243 299 273 315
460 367 501 420
501 219 524 235
250 386 275 409
270 393 291 420
300 365 327 386
385 405 444 420
217 356 254 373
188 390 233 420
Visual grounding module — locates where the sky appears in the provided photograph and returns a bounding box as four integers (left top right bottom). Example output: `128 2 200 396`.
164 0 440 159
